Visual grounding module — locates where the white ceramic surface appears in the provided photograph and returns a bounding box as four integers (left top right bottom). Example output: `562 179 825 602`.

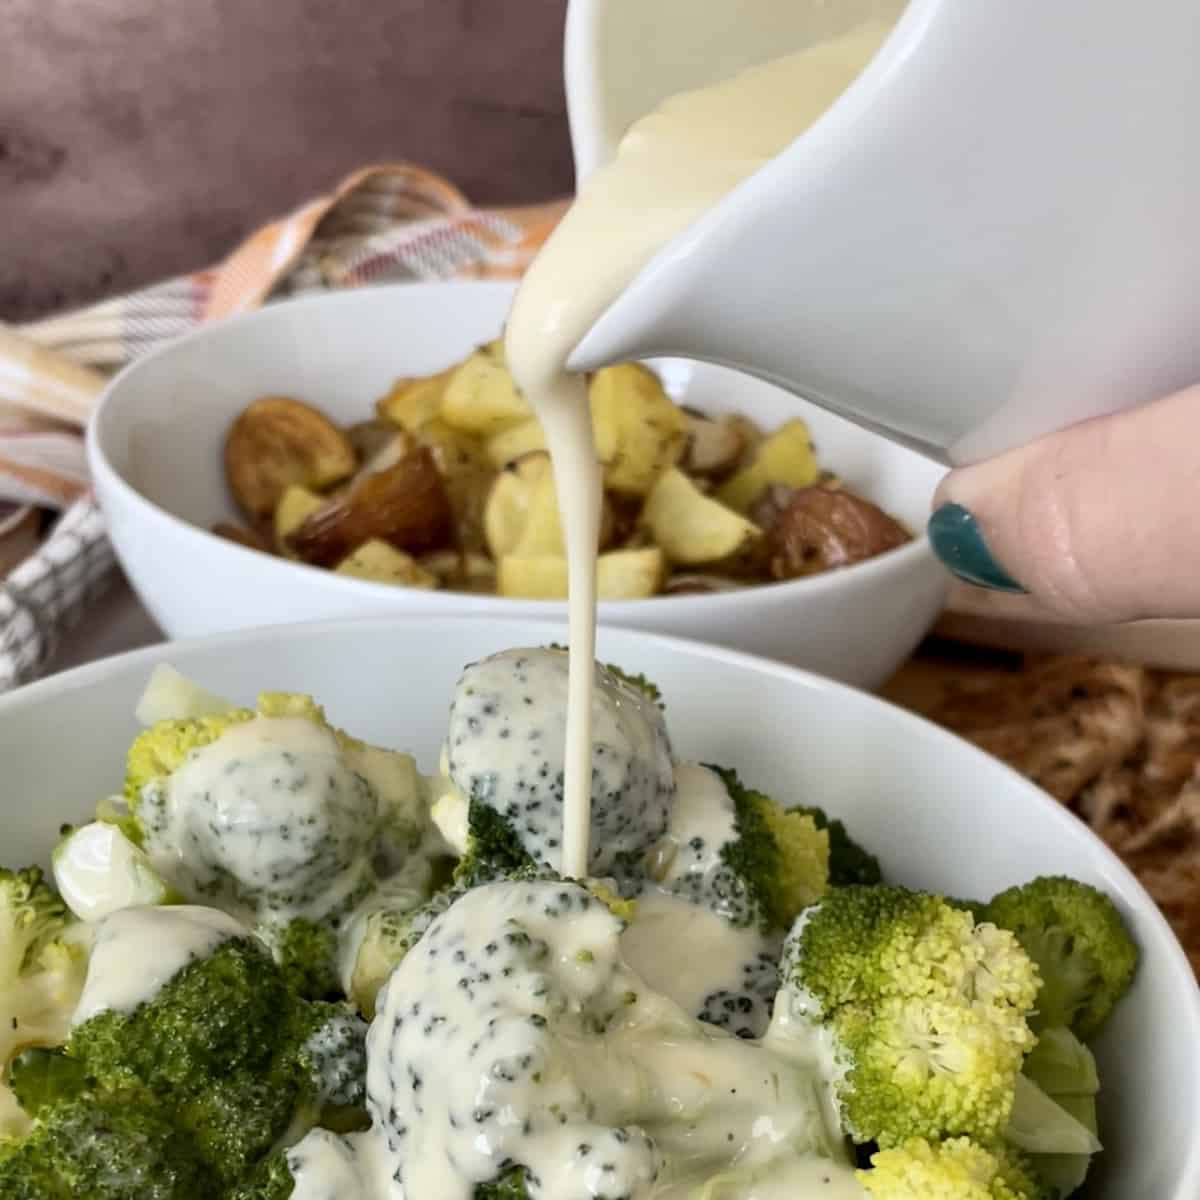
87 281 947 691
1 616 1197 1196
565 0 1200 465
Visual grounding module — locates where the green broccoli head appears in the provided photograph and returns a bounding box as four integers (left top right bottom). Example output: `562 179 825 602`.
24 908 365 1190
985 876 1138 1040
257 918 341 1001
0 1092 210 1200
474 1166 531 1199
452 797 539 890
780 885 1040 1147
122 692 395 937
705 766 830 930
793 803 884 887
544 645 665 710
860 1136 1053 1199
0 867 90 1139
225 1152 297 1200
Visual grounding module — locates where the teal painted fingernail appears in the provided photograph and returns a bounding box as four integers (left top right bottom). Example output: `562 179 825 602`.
927 503 1026 593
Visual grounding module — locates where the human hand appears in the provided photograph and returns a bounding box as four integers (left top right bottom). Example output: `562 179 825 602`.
927 384 1200 624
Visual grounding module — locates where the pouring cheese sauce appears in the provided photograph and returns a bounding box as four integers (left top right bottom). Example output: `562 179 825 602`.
504 17 897 877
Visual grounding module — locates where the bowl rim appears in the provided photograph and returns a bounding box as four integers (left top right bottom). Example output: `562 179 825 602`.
4 611 1198 1194
85 280 945 620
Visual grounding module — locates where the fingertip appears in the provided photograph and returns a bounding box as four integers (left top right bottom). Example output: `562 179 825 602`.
927 502 1027 594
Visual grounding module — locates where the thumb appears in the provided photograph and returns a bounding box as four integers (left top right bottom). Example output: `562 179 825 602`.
928 384 1200 624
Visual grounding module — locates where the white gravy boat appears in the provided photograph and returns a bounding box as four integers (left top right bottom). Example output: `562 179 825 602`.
564 0 1200 465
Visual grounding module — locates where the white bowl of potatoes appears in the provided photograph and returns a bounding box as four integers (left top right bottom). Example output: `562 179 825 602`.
87 282 947 689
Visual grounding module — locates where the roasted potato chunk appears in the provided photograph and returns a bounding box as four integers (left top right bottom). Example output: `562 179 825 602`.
274 484 326 556
497 547 665 600
411 419 494 552
224 396 357 519
682 413 744 477
766 485 910 578
485 417 547 469
335 539 438 588
376 369 454 432
286 446 453 567
483 453 551 560
590 364 689 496
716 418 819 513
440 341 531 435
643 467 761 565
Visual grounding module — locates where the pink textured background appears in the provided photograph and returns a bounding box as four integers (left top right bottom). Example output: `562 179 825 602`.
0 0 573 320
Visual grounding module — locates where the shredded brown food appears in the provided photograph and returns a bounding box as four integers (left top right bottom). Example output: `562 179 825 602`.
927 654 1200 978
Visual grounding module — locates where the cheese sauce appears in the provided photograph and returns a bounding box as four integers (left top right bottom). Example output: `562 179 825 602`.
72 904 245 1025
505 18 897 878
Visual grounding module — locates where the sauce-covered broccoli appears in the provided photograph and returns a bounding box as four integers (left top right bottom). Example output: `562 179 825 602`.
0 655 1147 1200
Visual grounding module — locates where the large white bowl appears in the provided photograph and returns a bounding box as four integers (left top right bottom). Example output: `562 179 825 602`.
0 617 1196 1195
86 282 947 690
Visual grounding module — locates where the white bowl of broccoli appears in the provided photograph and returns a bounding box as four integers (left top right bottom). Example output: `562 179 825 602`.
0 617 1196 1199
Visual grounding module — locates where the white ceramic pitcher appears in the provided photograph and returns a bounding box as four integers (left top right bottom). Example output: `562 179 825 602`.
563 0 1200 465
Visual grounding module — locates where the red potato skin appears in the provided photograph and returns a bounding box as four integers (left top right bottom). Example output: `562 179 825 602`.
286 447 454 567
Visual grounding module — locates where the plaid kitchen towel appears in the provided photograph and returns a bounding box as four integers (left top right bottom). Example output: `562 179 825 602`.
0 164 569 691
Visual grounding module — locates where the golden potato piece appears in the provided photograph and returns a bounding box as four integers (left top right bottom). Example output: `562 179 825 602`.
225 396 357 520
766 486 910 579
286 446 453 567
598 547 665 599
682 413 744 477
376 369 454 432
485 418 547 469
497 554 567 599
643 467 761 565
440 341 531 435
483 452 551 560
715 419 819 513
274 485 326 557
590 363 688 496
335 539 438 589
497 547 665 600
512 469 564 557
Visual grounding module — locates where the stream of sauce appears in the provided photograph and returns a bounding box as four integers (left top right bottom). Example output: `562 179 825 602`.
504 17 896 878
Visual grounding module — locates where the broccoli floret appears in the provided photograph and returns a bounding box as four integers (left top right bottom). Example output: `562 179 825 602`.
474 1166 531 1199
372 879 846 1200
0 1092 210 1199
779 885 1040 1147
226 1152 296 1200
27 908 366 1190
985 876 1138 1040
705 766 829 929
1006 1027 1102 1198
445 649 675 877
545 644 665 710
453 798 539 889
343 884 463 1019
603 664 664 709
257 918 340 1001
793 803 883 887
860 1136 1052 1199
0 867 90 1138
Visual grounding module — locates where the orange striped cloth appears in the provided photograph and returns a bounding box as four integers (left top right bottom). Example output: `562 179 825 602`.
0 164 567 690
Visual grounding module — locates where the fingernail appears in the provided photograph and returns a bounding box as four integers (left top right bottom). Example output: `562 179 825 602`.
927 503 1026 593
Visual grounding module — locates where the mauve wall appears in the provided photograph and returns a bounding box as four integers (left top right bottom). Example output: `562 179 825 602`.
0 0 573 321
